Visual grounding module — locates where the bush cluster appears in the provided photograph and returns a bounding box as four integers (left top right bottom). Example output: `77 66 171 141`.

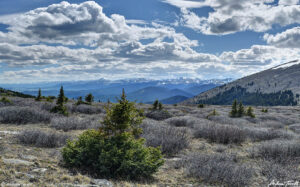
0 106 52 124
194 124 246 144
181 153 253 187
17 129 70 148
251 140 300 164
50 116 101 131
68 104 102 114
142 120 190 156
145 110 172 120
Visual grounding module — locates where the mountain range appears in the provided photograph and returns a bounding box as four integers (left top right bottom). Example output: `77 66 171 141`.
184 60 300 106
1 78 231 104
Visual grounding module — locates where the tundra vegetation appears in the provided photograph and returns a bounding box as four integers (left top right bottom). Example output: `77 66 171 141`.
0 89 300 186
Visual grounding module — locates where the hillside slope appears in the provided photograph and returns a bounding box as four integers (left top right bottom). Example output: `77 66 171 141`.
183 60 300 106
0 88 34 98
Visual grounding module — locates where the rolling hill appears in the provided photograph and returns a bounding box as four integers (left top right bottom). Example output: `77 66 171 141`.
0 88 34 98
183 60 300 106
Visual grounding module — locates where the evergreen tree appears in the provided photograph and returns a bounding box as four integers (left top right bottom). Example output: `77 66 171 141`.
246 107 255 118
51 86 68 116
76 96 83 105
237 102 244 117
57 86 65 106
35 88 42 101
85 93 94 104
158 102 163 110
153 99 159 110
62 89 164 180
230 99 238 117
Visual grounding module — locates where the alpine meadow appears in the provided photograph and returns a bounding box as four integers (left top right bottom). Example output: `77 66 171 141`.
1 0 300 186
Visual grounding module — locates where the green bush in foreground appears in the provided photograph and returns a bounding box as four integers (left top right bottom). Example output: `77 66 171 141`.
62 89 164 180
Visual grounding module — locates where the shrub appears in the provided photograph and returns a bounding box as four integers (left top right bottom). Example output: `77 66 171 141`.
206 109 218 119
152 100 159 110
142 120 190 156
69 104 102 114
261 108 268 113
50 116 102 131
0 106 51 124
194 124 246 144
51 105 68 116
289 124 300 133
165 116 197 128
260 160 299 182
85 93 94 104
244 128 293 142
246 106 255 118
75 96 85 105
145 110 172 120
17 129 70 148
181 153 253 187
61 89 164 180
251 140 300 164
46 96 53 103
0 97 11 104
198 104 204 108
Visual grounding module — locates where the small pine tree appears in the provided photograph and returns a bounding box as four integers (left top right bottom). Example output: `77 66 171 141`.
51 86 68 116
153 99 159 110
230 99 238 117
246 107 255 118
158 102 163 110
62 89 164 180
35 88 42 101
198 104 204 108
57 86 65 106
85 93 94 104
76 96 83 105
237 102 244 117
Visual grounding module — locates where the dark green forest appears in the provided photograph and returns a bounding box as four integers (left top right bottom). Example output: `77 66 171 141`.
197 86 297 106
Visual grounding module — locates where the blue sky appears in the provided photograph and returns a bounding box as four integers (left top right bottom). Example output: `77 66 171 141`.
0 0 300 83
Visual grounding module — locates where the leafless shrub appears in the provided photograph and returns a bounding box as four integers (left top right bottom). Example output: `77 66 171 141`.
259 120 285 129
50 116 102 131
244 128 294 141
208 115 253 126
260 160 299 182
0 106 52 124
165 116 198 128
289 124 300 133
68 104 103 114
17 129 70 148
145 110 173 120
180 153 253 187
141 119 190 156
194 124 246 144
251 140 300 164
